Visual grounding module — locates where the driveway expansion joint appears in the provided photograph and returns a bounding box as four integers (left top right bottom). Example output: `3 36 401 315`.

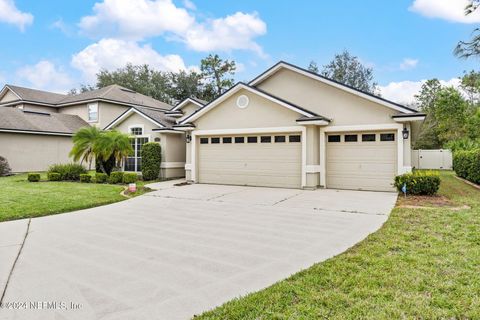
0 218 31 304
313 207 388 216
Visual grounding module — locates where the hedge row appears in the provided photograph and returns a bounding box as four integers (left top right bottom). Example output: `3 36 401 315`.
394 171 441 195
47 163 87 181
453 149 480 184
28 162 140 184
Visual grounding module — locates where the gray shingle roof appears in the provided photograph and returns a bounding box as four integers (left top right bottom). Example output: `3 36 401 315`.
133 106 176 128
3 84 173 110
6 85 67 105
0 107 89 134
58 85 173 110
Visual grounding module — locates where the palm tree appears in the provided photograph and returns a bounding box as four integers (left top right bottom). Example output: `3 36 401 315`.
94 130 133 170
69 126 102 169
70 127 133 174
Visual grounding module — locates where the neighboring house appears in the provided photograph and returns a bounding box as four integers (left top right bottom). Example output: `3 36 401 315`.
0 84 202 177
175 61 426 192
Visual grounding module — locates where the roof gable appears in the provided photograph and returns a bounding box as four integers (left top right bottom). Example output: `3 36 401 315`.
171 97 205 111
104 107 178 130
249 61 416 114
180 83 319 124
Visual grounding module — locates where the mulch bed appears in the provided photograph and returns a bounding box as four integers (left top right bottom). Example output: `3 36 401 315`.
396 194 470 210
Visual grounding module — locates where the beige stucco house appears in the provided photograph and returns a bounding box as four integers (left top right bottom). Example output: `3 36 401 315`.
175 61 426 192
0 84 201 177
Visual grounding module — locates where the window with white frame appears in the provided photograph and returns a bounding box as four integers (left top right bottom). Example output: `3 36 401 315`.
87 103 98 122
130 127 143 135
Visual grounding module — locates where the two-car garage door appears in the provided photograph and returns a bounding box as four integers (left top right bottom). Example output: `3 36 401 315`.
195 130 397 192
326 131 397 191
198 133 302 188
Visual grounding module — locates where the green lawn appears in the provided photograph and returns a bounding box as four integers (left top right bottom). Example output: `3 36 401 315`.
197 171 480 319
0 173 154 222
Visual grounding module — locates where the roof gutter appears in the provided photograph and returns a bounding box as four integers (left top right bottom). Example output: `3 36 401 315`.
0 128 74 136
392 113 426 122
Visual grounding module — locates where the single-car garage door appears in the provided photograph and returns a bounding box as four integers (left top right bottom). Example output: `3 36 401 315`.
326 131 397 192
198 133 302 188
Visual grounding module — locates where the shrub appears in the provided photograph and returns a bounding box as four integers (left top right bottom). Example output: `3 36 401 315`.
453 149 480 184
95 172 108 183
394 171 441 195
123 172 138 184
47 172 61 181
108 171 124 184
141 142 161 181
79 174 92 183
27 173 40 182
48 163 87 181
0 156 11 177
96 155 116 175
445 138 480 152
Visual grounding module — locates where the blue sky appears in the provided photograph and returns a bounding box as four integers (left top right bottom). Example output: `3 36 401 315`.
0 0 479 103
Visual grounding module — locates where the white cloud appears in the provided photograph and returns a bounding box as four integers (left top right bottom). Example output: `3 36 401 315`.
71 38 188 83
399 58 419 70
183 0 196 10
78 0 266 54
79 0 194 40
51 18 72 36
183 12 267 55
0 0 33 31
379 78 461 104
410 0 480 23
16 60 74 93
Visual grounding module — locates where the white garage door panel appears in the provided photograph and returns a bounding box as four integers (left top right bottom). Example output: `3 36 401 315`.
326 133 397 192
198 137 301 188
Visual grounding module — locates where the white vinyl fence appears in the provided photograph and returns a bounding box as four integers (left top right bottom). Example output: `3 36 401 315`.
411 149 453 170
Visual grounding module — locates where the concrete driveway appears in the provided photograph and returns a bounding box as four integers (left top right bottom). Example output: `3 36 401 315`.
0 182 397 320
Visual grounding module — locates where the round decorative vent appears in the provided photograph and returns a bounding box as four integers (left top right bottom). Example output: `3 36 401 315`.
236 95 249 109
154 137 161 142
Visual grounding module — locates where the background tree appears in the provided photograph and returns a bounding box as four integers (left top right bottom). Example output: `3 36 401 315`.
166 70 205 103
200 54 236 100
454 0 480 59
96 64 171 103
68 84 96 95
433 87 468 144
460 70 480 105
319 50 379 94
69 54 237 104
413 79 443 149
308 61 319 73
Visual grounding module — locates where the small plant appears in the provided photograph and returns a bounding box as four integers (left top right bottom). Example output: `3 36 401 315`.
0 156 11 177
48 163 87 181
79 174 92 183
95 172 108 183
108 171 124 184
27 173 41 182
141 142 162 181
47 172 61 181
123 172 138 184
394 171 441 195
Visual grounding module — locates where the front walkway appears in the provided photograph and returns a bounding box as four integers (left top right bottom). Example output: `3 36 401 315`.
0 182 397 320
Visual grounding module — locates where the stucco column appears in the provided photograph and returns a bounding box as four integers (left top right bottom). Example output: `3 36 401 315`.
304 125 320 189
